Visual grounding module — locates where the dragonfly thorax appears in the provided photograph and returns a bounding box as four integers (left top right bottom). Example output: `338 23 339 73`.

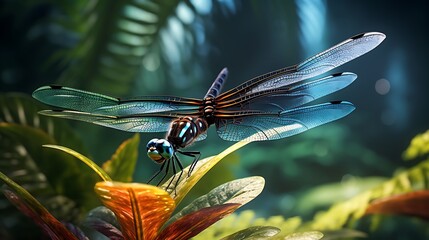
167 116 208 149
202 97 216 125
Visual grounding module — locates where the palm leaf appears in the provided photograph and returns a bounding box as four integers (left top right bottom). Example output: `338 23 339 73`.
57 0 218 96
0 93 98 236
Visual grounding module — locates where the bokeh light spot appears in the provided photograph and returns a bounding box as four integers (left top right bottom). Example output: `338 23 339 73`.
375 78 391 95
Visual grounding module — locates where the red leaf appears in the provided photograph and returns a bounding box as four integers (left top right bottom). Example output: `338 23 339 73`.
365 190 429 220
95 181 175 240
157 203 241 240
3 190 79 240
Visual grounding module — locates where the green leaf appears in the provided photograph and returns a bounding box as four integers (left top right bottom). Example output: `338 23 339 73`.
306 156 429 230
0 123 99 210
403 129 429 160
43 145 111 182
165 176 264 227
0 93 85 153
162 141 250 204
220 226 280 240
0 93 91 234
294 176 386 215
0 171 79 240
284 231 323 240
59 0 182 96
102 133 140 182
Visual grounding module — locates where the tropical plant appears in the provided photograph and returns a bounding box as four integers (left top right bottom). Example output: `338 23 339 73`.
195 129 429 239
1 127 282 239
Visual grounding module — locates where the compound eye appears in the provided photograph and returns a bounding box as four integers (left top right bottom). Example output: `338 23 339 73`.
147 138 163 163
157 139 173 160
146 138 159 150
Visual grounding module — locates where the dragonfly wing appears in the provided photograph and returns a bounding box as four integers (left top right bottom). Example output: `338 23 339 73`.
32 86 201 115
217 72 357 112
217 32 385 101
97 97 201 116
39 110 174 133
215 101 355 141
195 132 207 141
33 86 118 112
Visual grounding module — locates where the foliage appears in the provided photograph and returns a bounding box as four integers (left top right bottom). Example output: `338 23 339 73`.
0 93 98 238
2 92 429 239
102 133 140 182
0 172 80 240
197 129 429 239
403 129 429 160
306 154 429 230
1 137 277 239
52 0 232 97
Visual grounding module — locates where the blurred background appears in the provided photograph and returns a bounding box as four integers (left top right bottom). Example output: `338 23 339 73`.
1 0 428 239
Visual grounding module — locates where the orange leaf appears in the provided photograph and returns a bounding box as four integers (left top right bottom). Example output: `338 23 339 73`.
157 203 241 240
365 190 429 220
95 182 175 240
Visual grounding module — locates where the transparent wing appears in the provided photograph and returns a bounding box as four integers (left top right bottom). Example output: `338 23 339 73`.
32 86 202 116
215 101 355 141
39 110 176 133
217 32 385 101
216 72 356 112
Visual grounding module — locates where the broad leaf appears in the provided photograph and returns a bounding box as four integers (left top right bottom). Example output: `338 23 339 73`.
365 190 429 220
166 176 264 226
157 203 241 240
0 171 79 240
220 226 280 240
162 141 249 204
102 133 140 182
94 181 175 240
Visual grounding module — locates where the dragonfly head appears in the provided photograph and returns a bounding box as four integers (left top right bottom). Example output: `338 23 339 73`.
146 138 174 163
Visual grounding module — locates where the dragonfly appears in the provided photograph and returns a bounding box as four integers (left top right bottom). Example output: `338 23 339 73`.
33 32 385 186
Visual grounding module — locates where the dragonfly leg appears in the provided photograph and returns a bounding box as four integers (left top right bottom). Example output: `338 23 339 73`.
166 154 184 194
150 158 170 186
189 153 201 177
175 155 184 185
147 160 166 185
165 157 177 191
177 150 201 177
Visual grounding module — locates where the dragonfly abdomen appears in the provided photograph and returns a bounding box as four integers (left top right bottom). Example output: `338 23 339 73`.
167 117 208 148
204 67 228 99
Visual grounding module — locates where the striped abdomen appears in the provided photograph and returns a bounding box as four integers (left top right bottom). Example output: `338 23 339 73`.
167 117 208 148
